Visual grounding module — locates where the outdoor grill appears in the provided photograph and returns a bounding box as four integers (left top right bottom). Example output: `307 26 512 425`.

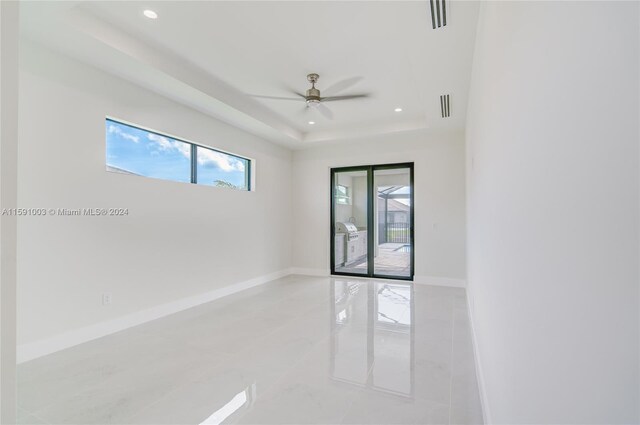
336 221 359 241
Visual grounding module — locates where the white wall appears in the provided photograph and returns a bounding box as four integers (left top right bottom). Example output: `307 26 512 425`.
1 1 19 422
17 43 292 351
292 129 466 283
465 1 639 423
352 176 368 229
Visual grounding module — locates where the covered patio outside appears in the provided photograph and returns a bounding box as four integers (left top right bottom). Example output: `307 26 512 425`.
337 183 412 277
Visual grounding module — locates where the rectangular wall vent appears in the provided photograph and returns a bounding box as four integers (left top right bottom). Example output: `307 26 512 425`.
440 94 450 118
430 0 447 29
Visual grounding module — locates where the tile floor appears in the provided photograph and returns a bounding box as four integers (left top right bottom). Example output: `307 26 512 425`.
17 275 483 424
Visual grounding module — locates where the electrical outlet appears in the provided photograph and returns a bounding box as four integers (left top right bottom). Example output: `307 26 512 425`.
102 293 112 306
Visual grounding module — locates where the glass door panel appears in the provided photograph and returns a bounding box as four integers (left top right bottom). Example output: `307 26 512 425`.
332 169 369 275
374 167 412 278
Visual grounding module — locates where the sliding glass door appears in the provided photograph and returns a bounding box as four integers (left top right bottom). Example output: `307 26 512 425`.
331 163 414 281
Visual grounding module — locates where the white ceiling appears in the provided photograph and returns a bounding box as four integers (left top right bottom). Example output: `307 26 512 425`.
20 1 480 148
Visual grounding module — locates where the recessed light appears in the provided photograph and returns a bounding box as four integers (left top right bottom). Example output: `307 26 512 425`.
143 10 158 19
394 107 403 112
308 121 315 125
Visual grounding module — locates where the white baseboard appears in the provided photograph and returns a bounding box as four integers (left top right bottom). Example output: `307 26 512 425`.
413 275 467 288
466 289 492 424
16 269 291 364
289 267 330 277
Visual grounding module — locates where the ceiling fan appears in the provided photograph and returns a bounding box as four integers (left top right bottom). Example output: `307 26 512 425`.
251 73 370 120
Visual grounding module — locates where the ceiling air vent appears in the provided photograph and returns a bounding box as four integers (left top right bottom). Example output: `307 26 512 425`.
429 0 447 29
440 95 450 118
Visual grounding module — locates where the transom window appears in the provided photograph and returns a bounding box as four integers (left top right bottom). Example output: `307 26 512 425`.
105 118 251 191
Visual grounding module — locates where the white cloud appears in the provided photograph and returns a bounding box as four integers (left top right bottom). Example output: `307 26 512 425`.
174 142 191 158
145 133 244 173
108 124 139 143
147 133 190 159
147 133 173 150
197 148 245 172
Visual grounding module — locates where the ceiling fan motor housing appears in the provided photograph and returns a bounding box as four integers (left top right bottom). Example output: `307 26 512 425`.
306 87 321 104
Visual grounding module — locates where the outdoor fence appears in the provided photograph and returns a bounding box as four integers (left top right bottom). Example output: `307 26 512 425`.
379 222 410 244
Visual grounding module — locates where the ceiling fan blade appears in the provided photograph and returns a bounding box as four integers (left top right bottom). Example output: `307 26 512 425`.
323 76 364 96
321 94 370 102
277 83 306 99
251 94 302 101
316 103 334 120
296 104 310 116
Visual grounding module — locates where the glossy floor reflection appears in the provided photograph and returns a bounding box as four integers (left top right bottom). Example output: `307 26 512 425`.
17 276 483 424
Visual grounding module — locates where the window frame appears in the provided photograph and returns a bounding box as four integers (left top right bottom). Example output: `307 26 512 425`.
106 117 252 191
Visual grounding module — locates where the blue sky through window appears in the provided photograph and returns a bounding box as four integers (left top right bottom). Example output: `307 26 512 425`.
196 146 248 189
106 119 249 189
106 120 191 183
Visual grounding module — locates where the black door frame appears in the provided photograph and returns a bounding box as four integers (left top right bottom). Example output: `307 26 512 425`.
330 162 415 281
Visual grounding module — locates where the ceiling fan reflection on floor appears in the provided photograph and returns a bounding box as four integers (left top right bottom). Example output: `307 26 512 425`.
251 73 370 120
